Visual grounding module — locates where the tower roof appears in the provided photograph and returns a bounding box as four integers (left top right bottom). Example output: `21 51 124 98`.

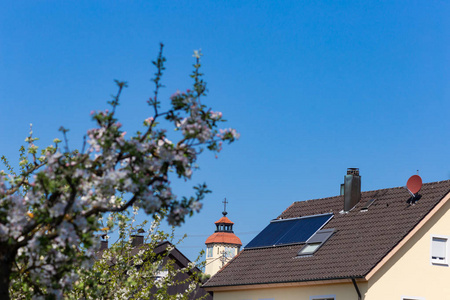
214 216 234 225
205 232 242 246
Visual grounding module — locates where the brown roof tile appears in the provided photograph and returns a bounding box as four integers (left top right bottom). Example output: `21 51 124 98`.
204 180 450 288
215 216 234 225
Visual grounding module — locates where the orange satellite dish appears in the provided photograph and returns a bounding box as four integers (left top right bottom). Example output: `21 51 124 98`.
407 175 422 194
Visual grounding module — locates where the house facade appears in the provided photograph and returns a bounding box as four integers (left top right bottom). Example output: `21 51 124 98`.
98 239 213 299
204 169 450 300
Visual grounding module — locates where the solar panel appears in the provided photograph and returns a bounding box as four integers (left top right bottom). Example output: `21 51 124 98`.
244 219 295 249
245 213 333 249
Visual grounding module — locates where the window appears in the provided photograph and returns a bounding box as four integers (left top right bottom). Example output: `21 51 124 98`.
155 270 168 280
154 264 168 282
298 228 335 256
298 243 321 255
207 246 213 258
431 235 448 265
224 246 235 258
310 295 335 300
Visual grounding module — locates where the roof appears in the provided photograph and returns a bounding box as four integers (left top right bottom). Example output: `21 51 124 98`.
98 241 212 299
214 216 234 224
205 232 242 245
204 179 450 288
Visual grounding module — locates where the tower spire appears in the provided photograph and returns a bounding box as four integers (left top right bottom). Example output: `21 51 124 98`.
222 198 228 216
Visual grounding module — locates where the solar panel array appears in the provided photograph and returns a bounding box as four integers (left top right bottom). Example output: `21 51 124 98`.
245 213 333 249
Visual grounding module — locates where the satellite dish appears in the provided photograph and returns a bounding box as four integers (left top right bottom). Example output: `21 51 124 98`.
407 175 422 194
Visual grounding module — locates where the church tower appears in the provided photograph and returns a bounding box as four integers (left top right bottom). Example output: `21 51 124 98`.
205 199 242 276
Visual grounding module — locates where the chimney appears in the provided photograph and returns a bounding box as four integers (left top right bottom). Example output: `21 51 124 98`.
100 240 108 251
343 168 361 212
131 229 145 247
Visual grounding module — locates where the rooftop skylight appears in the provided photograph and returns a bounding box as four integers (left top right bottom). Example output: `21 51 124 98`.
297 228 335 256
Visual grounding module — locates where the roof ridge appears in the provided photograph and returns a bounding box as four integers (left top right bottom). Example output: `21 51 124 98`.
289 179 450 205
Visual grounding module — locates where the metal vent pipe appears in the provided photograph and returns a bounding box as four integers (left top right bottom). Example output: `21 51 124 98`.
343 168 361 212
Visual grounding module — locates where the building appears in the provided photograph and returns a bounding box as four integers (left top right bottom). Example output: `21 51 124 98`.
205 200 242 276
204 169 450 300
145 241 212 299
98 237 212 299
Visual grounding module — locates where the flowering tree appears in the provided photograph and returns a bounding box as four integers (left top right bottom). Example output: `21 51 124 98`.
64 210 210 300
0 44 238 299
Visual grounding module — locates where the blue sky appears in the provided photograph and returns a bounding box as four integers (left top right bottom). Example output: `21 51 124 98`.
1 1 449 262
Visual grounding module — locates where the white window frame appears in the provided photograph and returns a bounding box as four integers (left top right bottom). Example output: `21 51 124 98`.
310 295 335 300
155 270 168 282
430 235 449 266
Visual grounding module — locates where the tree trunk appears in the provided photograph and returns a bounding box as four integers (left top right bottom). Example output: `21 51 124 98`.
0 244 14 300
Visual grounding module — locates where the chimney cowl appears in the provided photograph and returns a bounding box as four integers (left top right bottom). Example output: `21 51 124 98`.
347 168 359 176
343 168 361 212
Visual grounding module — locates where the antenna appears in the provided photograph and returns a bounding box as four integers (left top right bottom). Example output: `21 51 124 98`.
406 175 422 195
405 174 423 205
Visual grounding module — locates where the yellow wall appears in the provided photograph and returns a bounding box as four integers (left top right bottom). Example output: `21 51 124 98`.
365 196 450 300
213 282 366 300
205 244 240 276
